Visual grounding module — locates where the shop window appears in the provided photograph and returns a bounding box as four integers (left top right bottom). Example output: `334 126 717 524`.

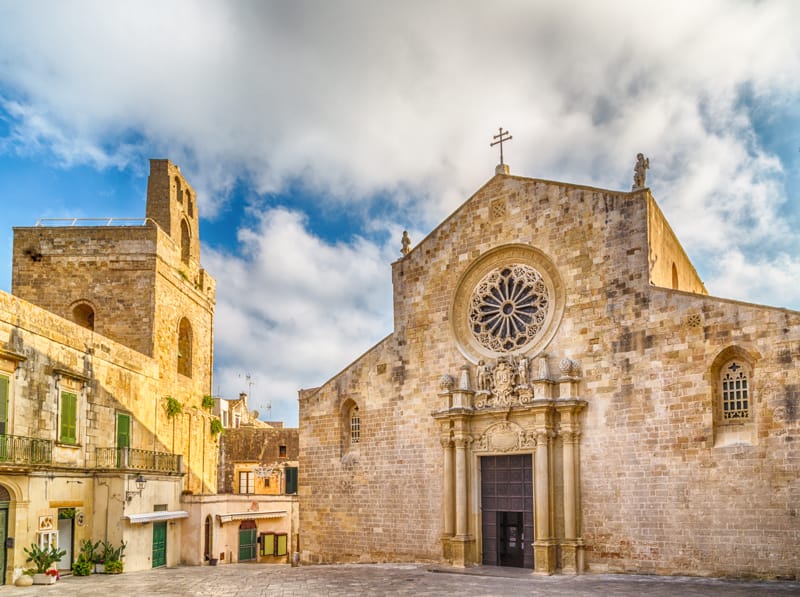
275 533 288 556
259 533 274 556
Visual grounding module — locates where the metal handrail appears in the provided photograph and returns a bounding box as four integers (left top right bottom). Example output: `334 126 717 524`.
95 447 181 473
0 434 53 465
34 218 155 227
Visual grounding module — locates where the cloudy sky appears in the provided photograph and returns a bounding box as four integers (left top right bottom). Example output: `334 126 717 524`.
1 1 798 426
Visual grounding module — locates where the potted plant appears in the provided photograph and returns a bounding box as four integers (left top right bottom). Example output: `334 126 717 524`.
23 543 66 584
72 539 98 576
100 540 126 574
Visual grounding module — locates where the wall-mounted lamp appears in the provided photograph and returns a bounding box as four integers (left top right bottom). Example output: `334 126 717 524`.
126 474 147 501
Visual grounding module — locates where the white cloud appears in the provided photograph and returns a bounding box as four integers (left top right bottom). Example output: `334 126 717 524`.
705 249 800 309
204 207 395 425
1 1 800 422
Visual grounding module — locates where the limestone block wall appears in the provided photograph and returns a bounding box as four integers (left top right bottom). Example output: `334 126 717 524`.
579 287 800 577
12 226 159 356
301 175 651 564
299 173 799 578
218 427 299 494
646 195 707 294
0 287 218 497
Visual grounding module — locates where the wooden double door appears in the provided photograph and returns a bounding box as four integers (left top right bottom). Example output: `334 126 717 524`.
480 454 534 568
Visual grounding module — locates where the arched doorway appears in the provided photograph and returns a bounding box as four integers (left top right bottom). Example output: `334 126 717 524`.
0 485 10 584
204 515 213 562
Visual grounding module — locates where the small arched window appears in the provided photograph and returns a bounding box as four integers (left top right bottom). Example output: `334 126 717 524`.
175 176 183 203
186 191 194 218
671 263 679 290
177 317 193 377
72 302 95 331
720 360 750 421
180 219 191 265
350 405 360 445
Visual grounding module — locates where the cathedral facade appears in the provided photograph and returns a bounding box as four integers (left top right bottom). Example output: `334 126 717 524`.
298 168 799 578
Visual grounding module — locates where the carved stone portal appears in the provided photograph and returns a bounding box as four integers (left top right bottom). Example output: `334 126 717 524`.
434 362 586 574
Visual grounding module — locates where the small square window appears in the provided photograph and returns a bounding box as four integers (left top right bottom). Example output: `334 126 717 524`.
279 445 287 458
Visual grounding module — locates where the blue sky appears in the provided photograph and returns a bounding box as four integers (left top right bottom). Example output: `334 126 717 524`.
1 1 799 427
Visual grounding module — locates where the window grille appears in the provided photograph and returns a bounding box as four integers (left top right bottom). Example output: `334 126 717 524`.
721 361 750 420
350 406 360 444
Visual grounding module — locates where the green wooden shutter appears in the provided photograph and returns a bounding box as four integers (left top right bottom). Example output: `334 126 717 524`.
285 466 298 494
0 376 8 436
275 533 288 556
116 413 130 448
60 391 77 444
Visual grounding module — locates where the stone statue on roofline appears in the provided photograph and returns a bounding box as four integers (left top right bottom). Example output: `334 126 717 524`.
633 153 650 190
401 230 411 256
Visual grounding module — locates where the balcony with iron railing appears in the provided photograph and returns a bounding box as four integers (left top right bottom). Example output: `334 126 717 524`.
0 435 183 474
95 447 183 474
0 434 53 466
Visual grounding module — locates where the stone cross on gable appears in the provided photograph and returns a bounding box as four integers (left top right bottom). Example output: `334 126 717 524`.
490 127 512 165
490 127 512 175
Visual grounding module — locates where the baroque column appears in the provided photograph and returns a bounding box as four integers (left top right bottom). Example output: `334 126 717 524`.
533 427 556 574
441 436 455 537
556 400 586 573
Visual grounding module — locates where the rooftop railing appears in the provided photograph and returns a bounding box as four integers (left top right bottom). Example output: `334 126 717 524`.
34 218 154 227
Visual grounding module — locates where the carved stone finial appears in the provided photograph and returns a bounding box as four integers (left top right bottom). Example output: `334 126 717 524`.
439 374 454 392
401 230 411 256
458 364 472 391
632 153 650 190
559 358 578 377
537 355 550 380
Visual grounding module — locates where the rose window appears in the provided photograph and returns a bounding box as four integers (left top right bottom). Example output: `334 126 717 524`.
468 264 549 352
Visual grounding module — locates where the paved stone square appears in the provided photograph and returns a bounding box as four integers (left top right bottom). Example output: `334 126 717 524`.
1 564 799 596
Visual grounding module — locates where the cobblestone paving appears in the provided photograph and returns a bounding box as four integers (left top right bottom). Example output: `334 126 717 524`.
2 564 799 596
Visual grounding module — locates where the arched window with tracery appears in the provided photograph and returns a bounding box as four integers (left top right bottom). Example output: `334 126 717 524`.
177 317 193 378
710 346 757 447
340 399 361 454
350 405 360 445
720 360 751 421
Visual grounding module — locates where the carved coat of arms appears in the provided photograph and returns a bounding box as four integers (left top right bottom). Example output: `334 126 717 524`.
492 358 515 405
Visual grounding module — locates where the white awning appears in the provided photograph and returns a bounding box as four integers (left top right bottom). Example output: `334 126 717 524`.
124 510 189 524
217 510 287 524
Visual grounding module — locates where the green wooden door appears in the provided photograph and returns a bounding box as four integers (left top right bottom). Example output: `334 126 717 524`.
116 413 130 467
152 521 167 568
0 375 8 462
238 527 257 561
0 508 7 584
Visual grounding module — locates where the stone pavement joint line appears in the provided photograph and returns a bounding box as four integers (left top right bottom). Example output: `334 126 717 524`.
1 564 798 597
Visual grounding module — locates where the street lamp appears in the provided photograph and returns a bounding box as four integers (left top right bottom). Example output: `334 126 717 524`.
126 474 147 501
